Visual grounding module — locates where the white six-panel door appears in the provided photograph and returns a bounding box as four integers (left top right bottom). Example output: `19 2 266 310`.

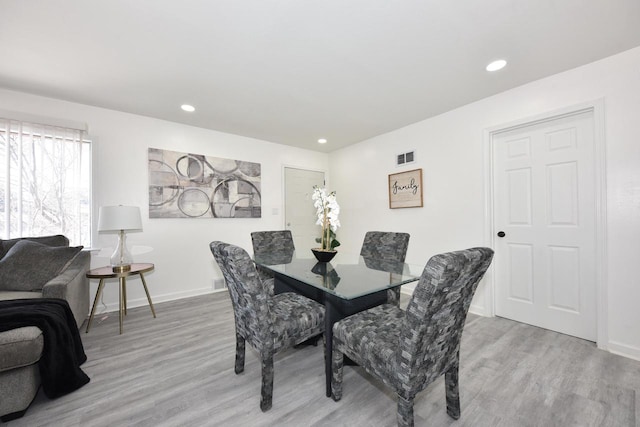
493 110 597 341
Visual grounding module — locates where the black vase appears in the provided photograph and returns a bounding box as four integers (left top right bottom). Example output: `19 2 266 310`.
311 248 337 263
311 262 341 289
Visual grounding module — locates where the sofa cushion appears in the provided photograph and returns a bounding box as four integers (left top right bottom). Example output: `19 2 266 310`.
0 234 69 259
0 240 83 292
0 327 44 373
0 291 43 301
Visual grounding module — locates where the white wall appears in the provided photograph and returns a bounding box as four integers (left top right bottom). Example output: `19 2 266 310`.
329 46 640 360
0 88 328 310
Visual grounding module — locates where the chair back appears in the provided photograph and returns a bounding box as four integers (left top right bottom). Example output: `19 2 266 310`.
251 230 295 256
360 231 410 262
399 247 493 386
210 241 272 350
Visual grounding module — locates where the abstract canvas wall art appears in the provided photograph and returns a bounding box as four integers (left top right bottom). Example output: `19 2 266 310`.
148 148 261 218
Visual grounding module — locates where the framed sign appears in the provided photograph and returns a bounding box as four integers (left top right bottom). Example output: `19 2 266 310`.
388 168 423 209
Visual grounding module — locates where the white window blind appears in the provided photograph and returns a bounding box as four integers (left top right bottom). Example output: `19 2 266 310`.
0 118 92 246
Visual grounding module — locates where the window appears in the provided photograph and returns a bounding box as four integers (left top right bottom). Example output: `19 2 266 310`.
0 118 91 246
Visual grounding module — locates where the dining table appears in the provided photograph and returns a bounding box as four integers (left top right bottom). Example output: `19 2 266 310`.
254 250 421 397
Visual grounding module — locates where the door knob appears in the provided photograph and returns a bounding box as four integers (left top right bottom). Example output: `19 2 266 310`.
497 231 506 238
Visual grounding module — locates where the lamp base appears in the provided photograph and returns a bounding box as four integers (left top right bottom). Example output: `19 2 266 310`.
112 264 132 273
110 230 134 273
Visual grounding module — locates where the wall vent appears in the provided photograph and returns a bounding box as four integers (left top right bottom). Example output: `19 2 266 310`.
396 150 416 166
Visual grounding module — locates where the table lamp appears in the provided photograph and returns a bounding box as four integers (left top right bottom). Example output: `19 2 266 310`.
98 205 142 272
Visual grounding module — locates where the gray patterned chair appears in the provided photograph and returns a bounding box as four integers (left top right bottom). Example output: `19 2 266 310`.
359 231 410 306
209 241 325 411
251 230 295 293
331 247 494 427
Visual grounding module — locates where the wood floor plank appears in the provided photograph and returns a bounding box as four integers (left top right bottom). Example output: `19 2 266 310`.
5 292 639 426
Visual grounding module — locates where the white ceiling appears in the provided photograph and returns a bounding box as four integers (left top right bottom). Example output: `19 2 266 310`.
1 1 639 153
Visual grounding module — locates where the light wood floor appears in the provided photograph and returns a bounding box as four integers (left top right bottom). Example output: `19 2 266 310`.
6 292 639 426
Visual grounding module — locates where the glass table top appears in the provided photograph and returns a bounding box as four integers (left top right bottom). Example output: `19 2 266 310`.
254 250 422 300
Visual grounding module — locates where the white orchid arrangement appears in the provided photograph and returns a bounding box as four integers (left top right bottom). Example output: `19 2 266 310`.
312 185 341 251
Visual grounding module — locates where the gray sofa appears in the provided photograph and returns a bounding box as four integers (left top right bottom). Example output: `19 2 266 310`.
0 235 90 421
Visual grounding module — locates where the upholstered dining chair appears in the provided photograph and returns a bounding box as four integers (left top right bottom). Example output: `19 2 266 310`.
251 230 295 254
209 241 325 412
251 230 295 293
359 231 410 306
331 247 494 427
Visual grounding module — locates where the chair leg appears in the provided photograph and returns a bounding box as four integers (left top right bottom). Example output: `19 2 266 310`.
445 363 461 419
235 333 245 374
331 349 344 401
397 395 414 427
260 353 274 412
387 287 401 306
1 408 29 422
310 334 322 346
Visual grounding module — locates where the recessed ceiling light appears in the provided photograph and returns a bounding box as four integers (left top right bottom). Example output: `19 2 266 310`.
486 59 507 72
318 138 327 144
181 104 195 112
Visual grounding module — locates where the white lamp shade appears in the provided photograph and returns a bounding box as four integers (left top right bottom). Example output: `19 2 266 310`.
98 206 142 232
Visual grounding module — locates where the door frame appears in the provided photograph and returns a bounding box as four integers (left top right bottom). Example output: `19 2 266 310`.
482 99 607 349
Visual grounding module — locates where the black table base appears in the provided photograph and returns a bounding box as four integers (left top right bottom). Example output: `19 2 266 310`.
274 275 388 397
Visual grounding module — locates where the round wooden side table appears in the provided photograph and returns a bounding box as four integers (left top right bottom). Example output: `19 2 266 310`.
86 263 156 334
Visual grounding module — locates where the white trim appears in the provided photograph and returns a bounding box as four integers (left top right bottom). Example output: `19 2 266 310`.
481 128 496 317
607 341 640 362
0 108 88 132
482 99 608 350
401 282 417 293
90 135 100 248
96 287 218 314
592 99 609 350
468 303 486 317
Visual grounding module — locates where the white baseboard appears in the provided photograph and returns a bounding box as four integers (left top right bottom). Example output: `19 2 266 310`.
607 340 640 362
468 303 487 317
401 283 417 294
95 287 219 314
